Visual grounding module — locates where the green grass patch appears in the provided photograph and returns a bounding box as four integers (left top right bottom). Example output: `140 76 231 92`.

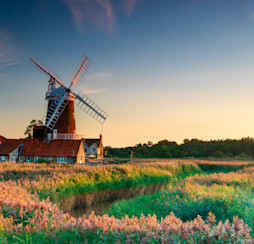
196 162 254 173
105 170 254 231
34 163 201 202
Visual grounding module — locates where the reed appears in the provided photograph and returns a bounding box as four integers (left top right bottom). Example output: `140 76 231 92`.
0 162 252 243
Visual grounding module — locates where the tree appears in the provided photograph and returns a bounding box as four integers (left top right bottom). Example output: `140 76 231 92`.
212 150 225 158
24 119 43 139
235 153 250 159
147 141 153 147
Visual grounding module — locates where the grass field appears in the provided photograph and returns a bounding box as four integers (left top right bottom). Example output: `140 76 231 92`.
0 161 253 243
0 161 199 202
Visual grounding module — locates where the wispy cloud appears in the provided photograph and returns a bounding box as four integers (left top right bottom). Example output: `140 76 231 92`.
242 1 254 19
250 12 254 19
120 0 138 16
0 29 18 68
86 72 113 82
78 72 112 94
244 2 249 11
78 72 113 94
82 88 106 94
62 0 114 33
62 0 140 34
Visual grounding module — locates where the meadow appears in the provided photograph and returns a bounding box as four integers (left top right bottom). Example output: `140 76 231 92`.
0 161 253 243
0 162 199 202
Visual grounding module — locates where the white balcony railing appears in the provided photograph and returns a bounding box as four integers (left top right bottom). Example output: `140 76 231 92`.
54 133 84 140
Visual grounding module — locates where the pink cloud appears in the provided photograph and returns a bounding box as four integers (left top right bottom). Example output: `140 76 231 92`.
62 0 114 34
0 29 17 67
82 88 106 94
86 72 113 82
78 72 112 94
62 0 140 33
121 0 138 16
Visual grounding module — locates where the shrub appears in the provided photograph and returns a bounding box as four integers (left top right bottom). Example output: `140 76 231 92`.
235 153 250 159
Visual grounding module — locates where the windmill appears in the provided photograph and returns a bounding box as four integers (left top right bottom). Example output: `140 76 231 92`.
29 55 108 140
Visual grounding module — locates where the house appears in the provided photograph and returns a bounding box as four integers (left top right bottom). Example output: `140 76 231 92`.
83 134 104 159
19 139 85 163
0 136 85 163
0 138 23 162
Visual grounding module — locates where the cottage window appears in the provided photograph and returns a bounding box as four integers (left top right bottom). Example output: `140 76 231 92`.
93 148 96 152
57 156 66 163
48 157 53 161
19 156 24 162
34 156 38 162
0 156 6 161
26 156 32 162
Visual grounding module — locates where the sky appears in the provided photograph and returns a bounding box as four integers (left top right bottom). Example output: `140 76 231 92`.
1 0 254 147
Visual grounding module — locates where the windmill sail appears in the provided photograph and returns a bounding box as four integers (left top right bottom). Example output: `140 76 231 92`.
45 95 69 130
29 56 65 88
30 54 108 132
71 55 91 88
74 91 108 124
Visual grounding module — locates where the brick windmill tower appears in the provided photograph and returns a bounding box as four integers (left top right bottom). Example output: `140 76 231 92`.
29 55 108 141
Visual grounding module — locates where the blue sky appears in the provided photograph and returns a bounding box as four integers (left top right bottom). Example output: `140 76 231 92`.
1 0 254 147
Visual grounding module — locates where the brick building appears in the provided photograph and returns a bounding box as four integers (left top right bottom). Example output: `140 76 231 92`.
0 137 85 163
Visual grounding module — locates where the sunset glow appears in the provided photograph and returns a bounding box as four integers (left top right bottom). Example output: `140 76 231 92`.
1 1 254 147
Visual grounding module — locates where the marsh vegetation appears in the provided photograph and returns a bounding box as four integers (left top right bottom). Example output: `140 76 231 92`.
0 161 253 243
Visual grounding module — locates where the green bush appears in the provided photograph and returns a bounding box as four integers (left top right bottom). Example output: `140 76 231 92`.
235 153 250 159
212 150 226 158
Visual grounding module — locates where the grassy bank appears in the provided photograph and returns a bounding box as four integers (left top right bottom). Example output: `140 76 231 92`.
0 162 200 203
106 167 254 231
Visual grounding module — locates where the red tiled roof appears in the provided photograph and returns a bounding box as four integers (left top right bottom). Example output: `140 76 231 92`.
18 139 40 156
0 139 22 155
0 138 83 157
0 135 6 144
21 139 82 157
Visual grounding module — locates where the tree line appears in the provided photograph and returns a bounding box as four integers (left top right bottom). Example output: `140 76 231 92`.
105 137 254 159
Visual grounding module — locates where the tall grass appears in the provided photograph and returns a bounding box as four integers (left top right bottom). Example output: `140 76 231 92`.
0 162 200 202
193 160 254 173
0 162 253 243
106 167 254 231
